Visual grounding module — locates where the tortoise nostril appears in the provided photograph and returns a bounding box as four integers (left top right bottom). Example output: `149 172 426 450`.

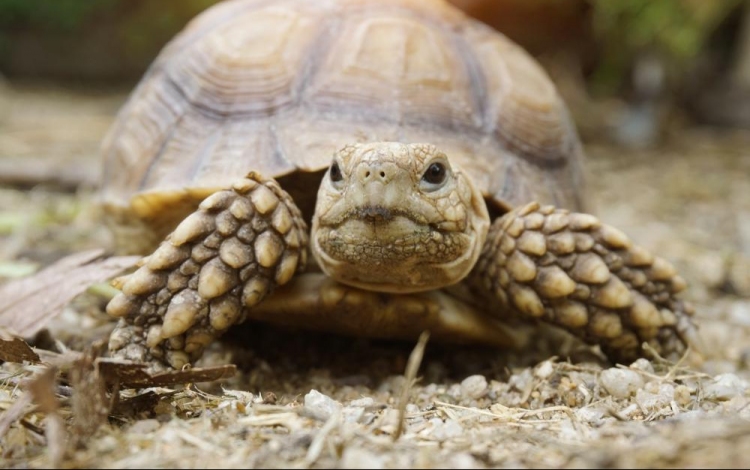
359 166 390 183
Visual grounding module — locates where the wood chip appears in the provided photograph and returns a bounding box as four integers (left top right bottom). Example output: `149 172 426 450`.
96 358 236 388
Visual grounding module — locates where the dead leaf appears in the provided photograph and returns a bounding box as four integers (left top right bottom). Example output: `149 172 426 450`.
25 366 67 467
0 331 40 363
26 366 60 414
96 358 237 388
0 249 139 337
70 351 111 444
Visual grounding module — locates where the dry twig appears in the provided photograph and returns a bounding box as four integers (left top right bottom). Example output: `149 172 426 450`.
393 331 430 441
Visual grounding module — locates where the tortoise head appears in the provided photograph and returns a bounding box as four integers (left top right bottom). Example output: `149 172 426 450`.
311 142 490 293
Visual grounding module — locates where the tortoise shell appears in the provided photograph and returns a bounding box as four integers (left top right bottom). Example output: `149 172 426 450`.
101 0 586 253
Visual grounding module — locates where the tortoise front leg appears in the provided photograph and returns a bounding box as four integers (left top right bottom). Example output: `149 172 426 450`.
106 173 308 370
470 202 700 363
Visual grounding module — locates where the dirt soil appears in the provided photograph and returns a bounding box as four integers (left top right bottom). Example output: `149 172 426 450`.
1 83 750 468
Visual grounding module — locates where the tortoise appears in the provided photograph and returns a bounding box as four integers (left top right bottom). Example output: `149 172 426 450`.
101 0 698 371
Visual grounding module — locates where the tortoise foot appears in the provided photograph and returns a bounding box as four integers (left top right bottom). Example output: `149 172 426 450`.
106 173 308 370
473 202 700 363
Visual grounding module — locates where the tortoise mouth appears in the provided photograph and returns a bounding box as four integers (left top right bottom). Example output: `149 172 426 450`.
352 205 397 222
345 205 427 224
318 218 455 254
311 215 474 293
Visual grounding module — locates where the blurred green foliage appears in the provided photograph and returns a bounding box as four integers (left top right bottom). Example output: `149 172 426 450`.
590 0 742 93
0 0 102 62
0 0 220 80
116 0 219 63
0 0 116 31
0 0 745 91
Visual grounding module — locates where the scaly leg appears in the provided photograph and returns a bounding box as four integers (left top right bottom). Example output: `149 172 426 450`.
470 202 700 363
106 173 308 371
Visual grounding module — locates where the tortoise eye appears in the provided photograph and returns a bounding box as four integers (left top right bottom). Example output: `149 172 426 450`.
329 162 343 182
422 162 446 185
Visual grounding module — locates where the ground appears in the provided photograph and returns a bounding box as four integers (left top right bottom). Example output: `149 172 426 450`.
0 83 749 468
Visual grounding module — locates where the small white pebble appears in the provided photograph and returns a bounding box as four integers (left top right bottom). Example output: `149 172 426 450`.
349 397 375 408
302 389 342 421
460 374 488 399
574 406 604 425
724 395 750 414
449 453 479 469
447 383 462 399
644 381 661 394
635 383 674 411
343 407 365 423
599 368 644 399
430 418 464 441
268 440 281 453
619 403 639 418
380 408 401 428
534 360 555 380
672 409 707 421
629 358 655 374
341 447 385 469
129 418 160 434
557 419 579 441
704 373 748 401
92 435 119 453
728 301 750 326
508 369 533 393
688 250 725 289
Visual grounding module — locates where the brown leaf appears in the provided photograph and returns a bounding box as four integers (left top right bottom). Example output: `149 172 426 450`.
25 366 60 414
70 351 111 443
0 330 40 363
0 249 139 337
25 367 68 467
96 358 236 388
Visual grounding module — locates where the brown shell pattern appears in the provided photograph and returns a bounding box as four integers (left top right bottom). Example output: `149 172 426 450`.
101 0 585 240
